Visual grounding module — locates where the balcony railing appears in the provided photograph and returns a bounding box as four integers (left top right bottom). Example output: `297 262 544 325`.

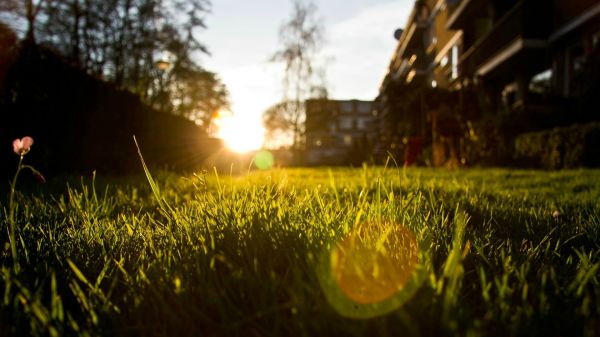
447 0 479 30
459 1 552 77
459 2 523 76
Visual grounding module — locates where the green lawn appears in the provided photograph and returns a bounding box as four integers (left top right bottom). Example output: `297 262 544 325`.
1 167 599 336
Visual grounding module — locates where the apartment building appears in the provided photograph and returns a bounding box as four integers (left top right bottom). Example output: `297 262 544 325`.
450 0 599 101
376 0 600 166
305 99 376 165
376 0 462 166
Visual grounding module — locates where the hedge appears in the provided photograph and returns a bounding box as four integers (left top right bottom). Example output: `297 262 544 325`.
0 44 224 176
514 122 600 169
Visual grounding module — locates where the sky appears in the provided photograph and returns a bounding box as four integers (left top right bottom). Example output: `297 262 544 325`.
198 0 413 140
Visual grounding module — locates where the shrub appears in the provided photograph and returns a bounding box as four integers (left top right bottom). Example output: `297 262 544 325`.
461 116 514 167
515 122 600 169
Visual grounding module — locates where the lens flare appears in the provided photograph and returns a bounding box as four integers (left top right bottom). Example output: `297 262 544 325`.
254 150 274 170
331 224 419 304
318 221 430 319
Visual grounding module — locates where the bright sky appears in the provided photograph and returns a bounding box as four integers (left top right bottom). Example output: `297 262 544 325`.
199 0 412 149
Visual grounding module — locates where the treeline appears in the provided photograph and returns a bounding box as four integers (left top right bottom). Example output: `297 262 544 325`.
1 0 228 127
0 19 227 177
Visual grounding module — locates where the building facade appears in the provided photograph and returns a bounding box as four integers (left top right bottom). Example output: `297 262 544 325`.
376 0 463 166
305 99 376 165
377 0 600 166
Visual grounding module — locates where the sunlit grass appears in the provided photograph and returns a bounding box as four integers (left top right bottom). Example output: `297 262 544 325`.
1 167 599 336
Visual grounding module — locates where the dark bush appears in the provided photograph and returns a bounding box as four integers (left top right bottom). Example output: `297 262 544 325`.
0 43 224 177
514 122 600 169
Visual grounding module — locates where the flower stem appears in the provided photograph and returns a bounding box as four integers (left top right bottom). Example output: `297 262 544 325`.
8 155 23 273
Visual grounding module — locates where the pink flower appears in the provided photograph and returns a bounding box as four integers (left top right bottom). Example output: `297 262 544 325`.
13 137 33 156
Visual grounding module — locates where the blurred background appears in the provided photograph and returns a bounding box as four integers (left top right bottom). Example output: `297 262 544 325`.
0 0 599 177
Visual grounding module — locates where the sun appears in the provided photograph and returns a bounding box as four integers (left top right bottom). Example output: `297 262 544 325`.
212 111 265 153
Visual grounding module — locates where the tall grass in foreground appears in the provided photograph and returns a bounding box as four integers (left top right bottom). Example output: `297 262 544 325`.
1 167 599 336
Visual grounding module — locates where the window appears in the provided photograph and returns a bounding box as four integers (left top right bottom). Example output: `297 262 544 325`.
339 118 353 130
406 69 416 83
592 30 600 49
356 119 367 130
501 82 519 109
328 121 337 132
439 45 459 83
567 43 585 96
440 55 448 67
416 3 430 22
340 101 353 113
357 102 371 113
529 69 552 94
343 135 353 146
451 45 459 79
408 54 417 66
425 25 436 50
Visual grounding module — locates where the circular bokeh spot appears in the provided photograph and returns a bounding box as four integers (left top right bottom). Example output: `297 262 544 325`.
332 223 419 304
254 150 274 170
317 221 429 319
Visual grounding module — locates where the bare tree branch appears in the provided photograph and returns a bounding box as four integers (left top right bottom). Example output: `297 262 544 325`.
266 0 325 150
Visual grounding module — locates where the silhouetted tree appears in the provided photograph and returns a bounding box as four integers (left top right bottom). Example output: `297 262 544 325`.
268 0 325 150
37 0 209 93
0 0 49 43
263 100 299 148
169 64 229 128
0 22 18 95
1 0 229 131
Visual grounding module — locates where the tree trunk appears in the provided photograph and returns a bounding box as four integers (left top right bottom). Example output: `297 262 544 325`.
71 0 81 64
25 0 36 43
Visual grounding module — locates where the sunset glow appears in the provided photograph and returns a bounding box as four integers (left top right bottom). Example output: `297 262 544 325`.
213 112 265 153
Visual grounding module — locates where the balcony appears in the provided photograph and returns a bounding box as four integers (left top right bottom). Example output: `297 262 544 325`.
447 0 486 30
459 1 552 78
393 3 431 63
554 0 600 28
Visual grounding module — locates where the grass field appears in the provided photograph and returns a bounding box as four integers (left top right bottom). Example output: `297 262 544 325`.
1 167 599 336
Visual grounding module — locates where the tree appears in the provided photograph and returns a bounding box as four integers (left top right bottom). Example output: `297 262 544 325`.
0 0 229 132
263 100 299 148
0 22 18 95
169 64 229 128
37 0 211 94
267 0 325 150
0 0 49 43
